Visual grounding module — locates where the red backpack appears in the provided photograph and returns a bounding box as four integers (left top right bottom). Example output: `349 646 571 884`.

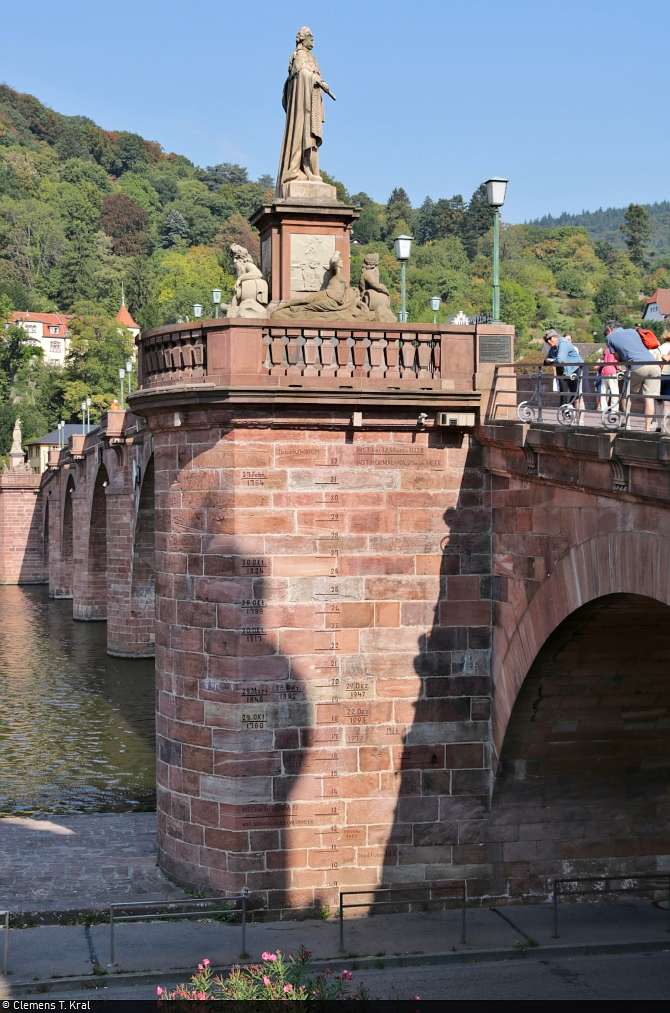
637 328 660 349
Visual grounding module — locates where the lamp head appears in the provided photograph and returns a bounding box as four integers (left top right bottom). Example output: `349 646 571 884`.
212 288 222 304
430 296 441 312
485 177 509 207
126 360 133 373
394 234 413 261
193 303 203 318
119 368 125 379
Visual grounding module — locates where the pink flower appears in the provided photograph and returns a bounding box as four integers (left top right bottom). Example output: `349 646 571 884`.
284 984 293 993
198 964 203 970
262 951 278 961
156 987 163 995
414 997 421 1001
196 992 207 1000
342 970 353 980
263 976 271 985
202 958 210 966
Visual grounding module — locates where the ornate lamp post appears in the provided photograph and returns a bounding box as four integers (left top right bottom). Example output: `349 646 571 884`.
394 234 413 323
212 289 222 319
430 295 441 325
485 177 508 323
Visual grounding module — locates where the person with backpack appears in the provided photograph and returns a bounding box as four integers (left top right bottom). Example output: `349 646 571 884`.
604 319 661 431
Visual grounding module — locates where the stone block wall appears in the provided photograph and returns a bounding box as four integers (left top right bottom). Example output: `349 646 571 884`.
0 475 45 584
150 411 493 912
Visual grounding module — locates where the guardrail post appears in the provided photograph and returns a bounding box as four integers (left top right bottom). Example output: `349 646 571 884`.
461 883 466 944
339 893 344 951
667 876 670 934
241 894 247 957
110 904 115 965
552 882 559 938
537 369 544 422
2 911 8 976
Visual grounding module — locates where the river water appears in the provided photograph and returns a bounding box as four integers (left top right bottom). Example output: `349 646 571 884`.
0 585 155 815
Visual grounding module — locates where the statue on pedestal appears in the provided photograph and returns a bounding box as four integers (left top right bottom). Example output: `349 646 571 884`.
6 417 31 473
271 251 376 321
276 27 336 198
358 253 398 323
226 245 269 318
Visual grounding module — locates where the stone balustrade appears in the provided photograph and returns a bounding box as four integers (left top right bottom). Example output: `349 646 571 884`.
137 318 514 393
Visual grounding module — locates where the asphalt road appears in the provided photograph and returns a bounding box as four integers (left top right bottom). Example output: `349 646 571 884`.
25 949 670 1001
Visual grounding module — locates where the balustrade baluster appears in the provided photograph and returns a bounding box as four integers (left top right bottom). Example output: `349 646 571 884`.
319 333 336 376
336 335 353 376
368 336 386 376
384 335 400 378
400 334 417 377
417 335 432 378
262 334 273 372
269 329 288 374
352 332 369 376
286 331 302 374
303 331 319 375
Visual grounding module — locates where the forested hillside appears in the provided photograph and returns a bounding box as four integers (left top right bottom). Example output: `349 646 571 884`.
530 202 670 254
1 83 669 456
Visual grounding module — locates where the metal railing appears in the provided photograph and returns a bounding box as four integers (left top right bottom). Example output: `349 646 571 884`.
489 362 670 432
109 895 250 965
552 873 670 938
1 910 7 976
339 882 466 951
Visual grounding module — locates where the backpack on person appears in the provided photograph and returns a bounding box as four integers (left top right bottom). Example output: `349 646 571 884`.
637 328 660 349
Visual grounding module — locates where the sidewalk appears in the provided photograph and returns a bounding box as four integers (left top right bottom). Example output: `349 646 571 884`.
1 899 668 995
0 813 187 916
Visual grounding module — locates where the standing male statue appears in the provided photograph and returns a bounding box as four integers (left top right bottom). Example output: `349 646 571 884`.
276 27 336 197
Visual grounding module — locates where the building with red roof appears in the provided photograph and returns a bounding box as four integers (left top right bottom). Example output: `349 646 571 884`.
116 291 140 339
643 289 670 324
11 311 72 366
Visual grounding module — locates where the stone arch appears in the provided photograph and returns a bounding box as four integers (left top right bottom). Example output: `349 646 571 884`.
492 529 670 766
43 497 49 572
56 474 76 598
129 454 155 652
74 463 109 620
491 591 670 898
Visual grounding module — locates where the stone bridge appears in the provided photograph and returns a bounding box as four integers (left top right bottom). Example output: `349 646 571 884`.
1 317 669 913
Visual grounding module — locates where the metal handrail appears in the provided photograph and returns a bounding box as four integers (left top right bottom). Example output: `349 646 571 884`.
338 882 466 951
491 360 670 432
552 873 670 938
1 910 7 976
109 894 250 965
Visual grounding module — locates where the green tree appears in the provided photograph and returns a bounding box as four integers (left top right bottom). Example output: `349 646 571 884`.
352 203 382 244
500 280 534 335
460 183 496 260
161 208 190 246
385 187 413 239
100 193 150 256
63 309 135 420
620 203 651 267
594 277 621 317
0 320 43 384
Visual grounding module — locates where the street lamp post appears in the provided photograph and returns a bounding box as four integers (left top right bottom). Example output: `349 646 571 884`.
394 234 413 323
81 401 87 435
119 368 126 410
484 177 509 324
57 421 63 448
212 289 222 319
430 296 441 325
126 360 133 398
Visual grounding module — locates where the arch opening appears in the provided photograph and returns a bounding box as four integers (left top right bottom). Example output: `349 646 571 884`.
491 593 670 899
57 476 76 598
130 455 155 644
81 464 109 620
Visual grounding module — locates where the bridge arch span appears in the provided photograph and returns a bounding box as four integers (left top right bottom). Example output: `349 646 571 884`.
493 528 670 767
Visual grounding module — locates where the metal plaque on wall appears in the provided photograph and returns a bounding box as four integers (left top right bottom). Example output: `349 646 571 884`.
478 334 512 363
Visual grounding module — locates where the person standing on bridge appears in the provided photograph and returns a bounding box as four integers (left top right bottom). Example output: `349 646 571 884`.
604 320 661 431
544 329 583 405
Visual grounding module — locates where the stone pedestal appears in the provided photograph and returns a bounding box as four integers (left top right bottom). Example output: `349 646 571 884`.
251 196 360 305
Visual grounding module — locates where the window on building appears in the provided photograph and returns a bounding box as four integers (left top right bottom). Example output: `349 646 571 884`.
50 341 61 353
49 325 59 334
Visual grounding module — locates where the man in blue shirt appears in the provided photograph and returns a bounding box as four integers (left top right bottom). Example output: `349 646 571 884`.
605 319 660 431
544 329 583 404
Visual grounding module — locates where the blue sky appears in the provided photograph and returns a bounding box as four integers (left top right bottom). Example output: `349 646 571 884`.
2 0 668 222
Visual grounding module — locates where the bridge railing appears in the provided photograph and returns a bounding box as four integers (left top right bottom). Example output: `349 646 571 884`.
136 318 514 393
486 362 670 432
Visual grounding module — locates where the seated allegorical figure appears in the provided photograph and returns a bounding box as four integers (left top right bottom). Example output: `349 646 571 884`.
271 251 377 321
358 252 397 323
226 244 269 318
